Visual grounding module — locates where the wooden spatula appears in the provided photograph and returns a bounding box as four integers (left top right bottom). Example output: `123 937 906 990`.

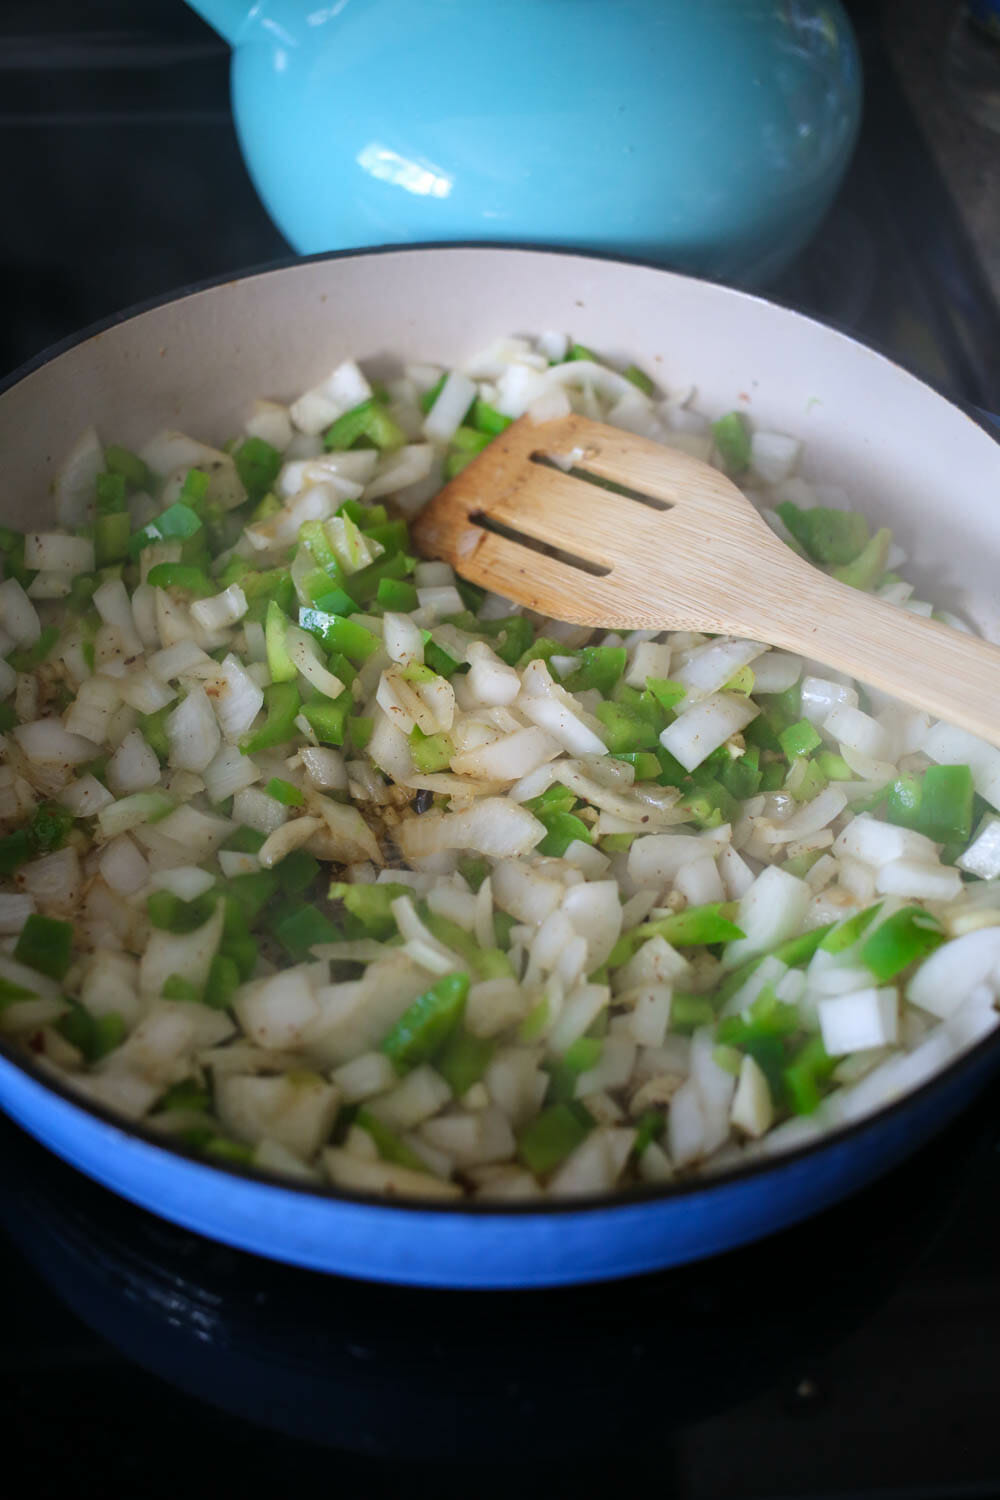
413 412 1000 748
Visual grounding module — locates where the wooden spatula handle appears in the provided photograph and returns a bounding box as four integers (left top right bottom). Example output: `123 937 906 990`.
736 561 1000 747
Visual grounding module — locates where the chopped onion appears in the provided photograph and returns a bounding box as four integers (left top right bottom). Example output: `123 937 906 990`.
164 686 222 773
0 577 41 647
659 692 758 772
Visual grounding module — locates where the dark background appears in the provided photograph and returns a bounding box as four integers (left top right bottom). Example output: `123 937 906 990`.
1 0 999 406
2 3 1000 1497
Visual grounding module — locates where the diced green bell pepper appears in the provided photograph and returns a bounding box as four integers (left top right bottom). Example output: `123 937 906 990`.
860 906 944 982
380 971 470 1072
14 914 74 980
517 1102 593 1176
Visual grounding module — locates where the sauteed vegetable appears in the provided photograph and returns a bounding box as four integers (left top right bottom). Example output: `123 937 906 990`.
1 332 997 1199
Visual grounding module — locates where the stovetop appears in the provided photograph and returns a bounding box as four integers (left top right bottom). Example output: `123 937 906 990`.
2 3 1000 1496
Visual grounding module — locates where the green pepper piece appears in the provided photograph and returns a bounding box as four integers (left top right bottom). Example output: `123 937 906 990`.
95 470 128 515
775 502 870 566
567 343 599 363
782 1034 836 1115
156 1078 212 1114
516 636 565 670
203 953 241 1010
222 825 268 854
147 888 217 934
265 599 297 683
645 677 686 713
265 776 305 807
241 681 301 753
633 902 744 949
537 809 594 857
380 972 469 1072
491 615 534 667
517 1102 593 1176
329 880 412 939
298 608 380 663
276 849 320 896
457 856 490 892
224 869 278 926
594 700 660 753
633 1110 665 1155
145 563 213 595
302 693 351 746
820 903 884 954
14 914 74 980
355 1107 430 1172
665 993 716 1033
564 645 627 695
93 511 131 566
545 1035 603 1103
712 411 751 471
624 363 655 396
409 725 454 772
7 625 60 674
779 718 822 760
832 527 891 590
105 443 153 492
162 974 202 1003
423 639 462 679
860 906 944 983
349 715 374 750
471 398 513 436
234 436 282 500
611 750 662 781
273 904 342 962
436 1029 496 1097
376 577 419 612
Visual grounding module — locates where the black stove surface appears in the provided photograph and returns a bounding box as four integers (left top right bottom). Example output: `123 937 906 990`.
2 3 1000 1496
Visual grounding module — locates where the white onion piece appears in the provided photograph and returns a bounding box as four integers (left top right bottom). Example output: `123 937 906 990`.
922 721 1000 812
465 641 521 706
57 774 114 817
382 611 424 668
750 652 802 694
624 639 673 688
659 692 758 773
822 704 890 759
674 638 767 704
800 675 858 726
93 578 142 657
750 429 801 484
724 865 811 969
14 719 99 766
365 444 435 501
818 987 899 1056
202 743 261 803
399 800 544 863
833 813 938 868
759 787 847 845
451 726 560 782
25 533 94 576
190 584 248 632
107 729 161 795
0 577 41 647
875 859 963 902
54 426 103 526
139 900 225 998
166 686 222 773
98 835 150 896
213 653 265 741
423 371 476 443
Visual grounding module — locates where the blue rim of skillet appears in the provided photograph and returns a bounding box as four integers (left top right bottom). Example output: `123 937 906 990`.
1 239 998 1220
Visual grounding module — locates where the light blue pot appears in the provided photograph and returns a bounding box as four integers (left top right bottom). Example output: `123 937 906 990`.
188 0 862 285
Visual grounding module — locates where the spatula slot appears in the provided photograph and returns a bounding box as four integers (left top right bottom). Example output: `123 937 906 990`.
469 512 612 578
530 453 673 511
